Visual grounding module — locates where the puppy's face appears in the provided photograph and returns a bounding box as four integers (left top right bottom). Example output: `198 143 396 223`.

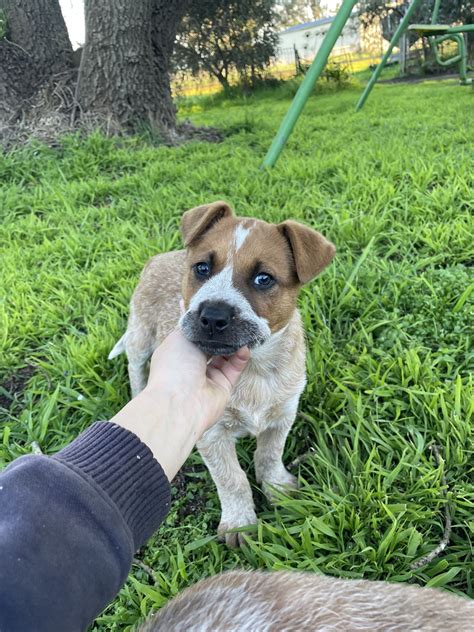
179 202 335 356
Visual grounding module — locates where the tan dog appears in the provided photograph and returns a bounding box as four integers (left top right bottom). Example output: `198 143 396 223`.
138 570 474 631
109 202 335 546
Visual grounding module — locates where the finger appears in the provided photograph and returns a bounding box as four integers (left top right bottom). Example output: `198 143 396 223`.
220 347 250 386
208 349 247 373
209 355 227 371
207 347 250 391
206 364 232 394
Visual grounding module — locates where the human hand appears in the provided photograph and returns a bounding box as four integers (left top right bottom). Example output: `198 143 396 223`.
112 329 250 480
145 329 250 437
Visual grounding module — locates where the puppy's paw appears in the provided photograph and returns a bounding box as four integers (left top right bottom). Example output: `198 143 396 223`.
219 528 248 549
218 509 257 549
262 469 299 503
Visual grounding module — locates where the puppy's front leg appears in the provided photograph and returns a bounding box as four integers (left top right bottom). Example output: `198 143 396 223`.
254 395 300 502
127 357 149 398
198 423 256 548
126 337 152 397
124 315 155 398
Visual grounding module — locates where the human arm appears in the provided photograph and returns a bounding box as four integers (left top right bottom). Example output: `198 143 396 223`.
0 331 249 632
113 329 250 480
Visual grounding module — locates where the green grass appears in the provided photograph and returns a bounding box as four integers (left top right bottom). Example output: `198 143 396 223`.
1 79 473 629
354 61 402 83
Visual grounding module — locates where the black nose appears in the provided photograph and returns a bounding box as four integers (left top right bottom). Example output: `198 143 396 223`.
199 303 234 336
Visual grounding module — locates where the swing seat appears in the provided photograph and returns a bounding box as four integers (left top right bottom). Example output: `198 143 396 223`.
356 0 474 112
408 24 451 36
408 23 473 84
408 23 474 36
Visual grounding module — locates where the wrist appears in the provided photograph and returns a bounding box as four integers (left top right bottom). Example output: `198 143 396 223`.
140 385 209 439
111 389 205 481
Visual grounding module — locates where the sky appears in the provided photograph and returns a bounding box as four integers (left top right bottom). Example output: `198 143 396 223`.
60 0 84 49
59 0 342 50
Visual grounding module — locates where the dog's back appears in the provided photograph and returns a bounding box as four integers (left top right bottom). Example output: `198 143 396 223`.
139 570 473 631
129 250 186 349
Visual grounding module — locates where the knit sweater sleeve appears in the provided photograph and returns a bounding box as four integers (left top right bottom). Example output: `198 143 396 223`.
0 421 171 632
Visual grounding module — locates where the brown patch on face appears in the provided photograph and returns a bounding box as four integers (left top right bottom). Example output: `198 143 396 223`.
232 221 300 332
181 216 301 333
181 214 236 308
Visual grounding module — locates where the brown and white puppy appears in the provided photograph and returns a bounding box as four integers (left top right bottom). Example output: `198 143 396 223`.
109 201 335 547
138 570 474 631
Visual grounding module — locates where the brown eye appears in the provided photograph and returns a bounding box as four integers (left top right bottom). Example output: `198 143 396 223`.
194 262 211 279
253 272 275 289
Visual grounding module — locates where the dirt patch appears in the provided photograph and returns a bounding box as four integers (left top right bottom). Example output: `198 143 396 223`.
176 120 223 144
379 72 460 85
0 365 35 410
172 464 209 520
1 112 223 152
0 70 223 151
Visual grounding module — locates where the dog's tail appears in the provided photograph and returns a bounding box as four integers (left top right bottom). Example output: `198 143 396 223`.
108 334 126 360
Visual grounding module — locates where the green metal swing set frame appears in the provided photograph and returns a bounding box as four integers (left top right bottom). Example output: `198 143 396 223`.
262 0 473 168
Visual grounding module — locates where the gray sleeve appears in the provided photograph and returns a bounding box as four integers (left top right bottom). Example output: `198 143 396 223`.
0 422 171 632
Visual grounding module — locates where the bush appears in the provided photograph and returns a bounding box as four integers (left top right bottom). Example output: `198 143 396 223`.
281 64 357 99
321 61 352 87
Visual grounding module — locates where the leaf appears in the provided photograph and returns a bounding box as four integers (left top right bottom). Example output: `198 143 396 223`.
184 535 216 553
426 567 462 588
129 577 167 607
309 516 337 539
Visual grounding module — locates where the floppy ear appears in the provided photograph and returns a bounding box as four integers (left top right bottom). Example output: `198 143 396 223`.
181 201 233 247
278 220 335 284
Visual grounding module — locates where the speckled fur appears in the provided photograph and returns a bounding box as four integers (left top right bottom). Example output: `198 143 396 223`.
139 570 474 632
110 203 335 546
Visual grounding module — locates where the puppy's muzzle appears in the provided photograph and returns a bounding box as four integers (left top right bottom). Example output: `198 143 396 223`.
181 300 267 356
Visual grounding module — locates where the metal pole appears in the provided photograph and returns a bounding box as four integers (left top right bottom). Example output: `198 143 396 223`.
355 0 422 111
261 0 358 169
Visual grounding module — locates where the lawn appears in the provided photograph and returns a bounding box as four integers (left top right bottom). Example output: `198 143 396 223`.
1 78 473 630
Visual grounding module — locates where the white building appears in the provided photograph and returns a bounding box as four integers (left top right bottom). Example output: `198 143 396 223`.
276 15 366 65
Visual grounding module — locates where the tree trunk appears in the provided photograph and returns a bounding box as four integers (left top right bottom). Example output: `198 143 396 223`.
399 33 407 75
212 69 231 91
151 0 189 131
0 41 38 122
0 0 73 125
0 0 73 76
77 0 188 134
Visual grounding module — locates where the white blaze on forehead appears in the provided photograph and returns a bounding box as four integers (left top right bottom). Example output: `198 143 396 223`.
234 223 253 252
188 265 271 339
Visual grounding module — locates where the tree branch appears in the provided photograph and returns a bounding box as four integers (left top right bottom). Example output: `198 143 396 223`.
410 444 452 571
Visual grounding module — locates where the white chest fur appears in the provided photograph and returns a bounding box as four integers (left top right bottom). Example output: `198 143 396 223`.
218 311 306 437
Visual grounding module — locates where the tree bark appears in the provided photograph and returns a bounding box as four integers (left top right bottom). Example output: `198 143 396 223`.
151 0 189 130
77 0 188 133
0 0 73 76
0 0 73 125
0 41 38 122
213 71 230 91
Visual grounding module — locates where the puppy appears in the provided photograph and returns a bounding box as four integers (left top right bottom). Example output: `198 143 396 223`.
138 570 474 631
109 201 335 546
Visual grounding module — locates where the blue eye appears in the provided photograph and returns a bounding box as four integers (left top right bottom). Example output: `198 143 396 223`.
254 272 275 289
194 262 210 278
